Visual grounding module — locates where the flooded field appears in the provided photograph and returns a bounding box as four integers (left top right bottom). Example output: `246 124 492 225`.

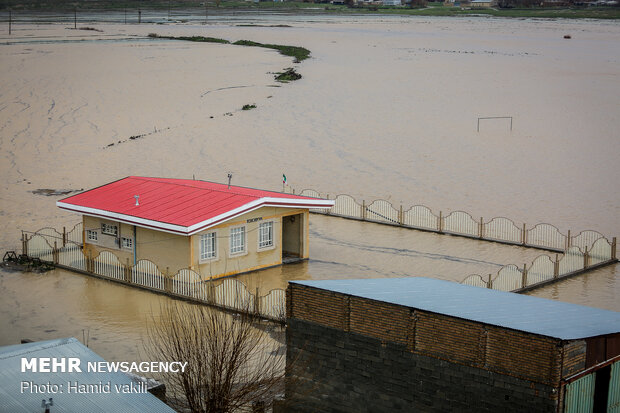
0 14 618 360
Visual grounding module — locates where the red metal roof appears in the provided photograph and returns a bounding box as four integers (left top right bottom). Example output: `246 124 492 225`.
57 176 334 235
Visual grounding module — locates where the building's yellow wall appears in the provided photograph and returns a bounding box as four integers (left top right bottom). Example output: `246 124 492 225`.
80 206 310 278
136 226 189 274
82 215 189 273
192 207 307 279
82 216 134 265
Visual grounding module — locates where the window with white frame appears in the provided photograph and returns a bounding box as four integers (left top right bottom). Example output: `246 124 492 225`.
86 230 98 242
101 223 118 236
229 226 246 255
200 232 217 261
258 221 274 249
121 237 133 250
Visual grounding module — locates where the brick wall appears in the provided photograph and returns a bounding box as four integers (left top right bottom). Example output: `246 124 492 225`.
285 283 570 412
285 318 558 413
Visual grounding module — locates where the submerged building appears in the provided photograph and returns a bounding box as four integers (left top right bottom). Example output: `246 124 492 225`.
283 277 620 412
57 176 334 278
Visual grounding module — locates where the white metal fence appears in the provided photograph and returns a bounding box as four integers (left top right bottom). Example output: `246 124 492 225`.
297 188 617 256
461 237 616 292
20 226 286 322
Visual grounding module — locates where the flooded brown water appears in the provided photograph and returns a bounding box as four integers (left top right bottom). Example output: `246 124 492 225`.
1 15 619 361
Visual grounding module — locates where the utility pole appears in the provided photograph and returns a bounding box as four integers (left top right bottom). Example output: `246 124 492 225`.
74 8 77 29
8 10 11 35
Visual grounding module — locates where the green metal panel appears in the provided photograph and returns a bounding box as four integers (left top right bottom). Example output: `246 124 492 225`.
564 373 595 413
609 361 620 413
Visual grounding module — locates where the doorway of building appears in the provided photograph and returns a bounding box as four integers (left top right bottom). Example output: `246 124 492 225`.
282 213 303 263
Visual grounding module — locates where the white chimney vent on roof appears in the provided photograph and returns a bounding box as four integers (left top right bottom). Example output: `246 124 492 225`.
134 195 140 206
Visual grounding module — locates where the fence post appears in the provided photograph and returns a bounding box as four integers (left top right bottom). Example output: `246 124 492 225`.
207 280 214 304
164 267 171 293
521 223 527 246
612 237 617 260
362 200 366 220
487 274 492 289
138 9 141 24
326 195 330 215
567 230 571 249
399 205 403 225
21 232 26 256
125 258 131 283
583 247 589 269
255 287 260 315
53 241 58 265
87 251 93 273
521 264 528 289
479 217 483 239
554 254 559 279
438 211 443 233
63 227 66 247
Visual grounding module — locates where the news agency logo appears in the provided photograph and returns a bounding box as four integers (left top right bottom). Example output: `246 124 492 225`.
21 357 188 373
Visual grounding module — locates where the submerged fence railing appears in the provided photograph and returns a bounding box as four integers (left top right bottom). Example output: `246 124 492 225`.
461 238 616 293
294 188 617 292
20 223 286 323
296 188 616 254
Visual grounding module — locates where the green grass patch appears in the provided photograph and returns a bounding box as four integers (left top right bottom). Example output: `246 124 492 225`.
242 103 257 110
233 40 311 63
148 33 230 44
274 67 302 82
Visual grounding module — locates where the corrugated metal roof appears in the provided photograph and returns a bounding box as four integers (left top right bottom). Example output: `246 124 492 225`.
291 277 620 340
0 338 175 413
57 176 334 235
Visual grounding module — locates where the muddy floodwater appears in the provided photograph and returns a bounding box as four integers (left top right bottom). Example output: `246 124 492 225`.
0 14 619 361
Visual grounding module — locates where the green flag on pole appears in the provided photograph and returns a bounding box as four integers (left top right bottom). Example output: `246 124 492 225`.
282 174 287 184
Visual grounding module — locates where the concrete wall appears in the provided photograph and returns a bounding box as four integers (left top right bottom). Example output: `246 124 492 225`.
284 283 578 412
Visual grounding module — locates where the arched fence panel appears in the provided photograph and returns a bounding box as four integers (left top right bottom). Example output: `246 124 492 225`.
366 199 399 224
527 224 566 251
559 247 585 275
58 244 86 270
527 255 555 286
93 251 124 280
132 260 164 291
214 279 254 312
34 227 63 242
173 269 207 301
461 274 488 288
26 235 54 260
484 217 522 244
589 238 612 265
299 189 330 213
66 222 83 245
403 205 438 231
331 194 362 218
443 211 478 238
571 230 605 252
259 289 286 321
492 265 523 292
